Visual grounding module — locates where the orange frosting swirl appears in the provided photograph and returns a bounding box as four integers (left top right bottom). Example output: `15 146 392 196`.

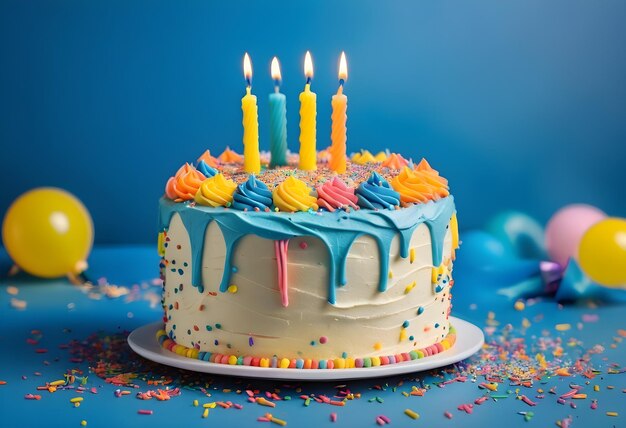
194 173 238 207
165 163 206 201
415 158 449 189
273 176 319 212
381 153 409 169
197 150 220 168
218 146 244 164
391 161 450 204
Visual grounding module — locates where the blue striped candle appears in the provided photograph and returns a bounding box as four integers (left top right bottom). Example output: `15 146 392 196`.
269 57 287 167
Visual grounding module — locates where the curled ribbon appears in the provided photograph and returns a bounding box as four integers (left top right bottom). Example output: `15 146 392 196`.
456 230 626 303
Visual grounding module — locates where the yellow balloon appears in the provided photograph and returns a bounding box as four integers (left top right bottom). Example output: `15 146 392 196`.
578 217 626 287
2 188 93 278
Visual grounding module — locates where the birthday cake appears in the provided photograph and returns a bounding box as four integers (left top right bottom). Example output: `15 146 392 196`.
157 150 459 369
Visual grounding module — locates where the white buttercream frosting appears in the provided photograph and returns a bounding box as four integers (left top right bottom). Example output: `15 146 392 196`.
162 212 454 361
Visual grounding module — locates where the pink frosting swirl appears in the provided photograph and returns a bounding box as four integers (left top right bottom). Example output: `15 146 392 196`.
316 177 359 212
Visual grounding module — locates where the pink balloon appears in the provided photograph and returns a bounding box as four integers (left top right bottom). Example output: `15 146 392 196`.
545 204 607 267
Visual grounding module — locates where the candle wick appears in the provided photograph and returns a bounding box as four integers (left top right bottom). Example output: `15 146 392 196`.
339 79 345 87
246 77 252 88
273 79 280 92
306 76 312 85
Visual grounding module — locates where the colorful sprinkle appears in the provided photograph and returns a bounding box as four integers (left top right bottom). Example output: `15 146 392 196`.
404 281 416 294
404 409 419 419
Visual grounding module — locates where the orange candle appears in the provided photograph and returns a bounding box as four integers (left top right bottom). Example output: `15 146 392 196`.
329 52 348 174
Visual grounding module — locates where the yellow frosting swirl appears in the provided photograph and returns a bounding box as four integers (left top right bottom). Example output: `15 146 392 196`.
391 160 450 204
351 150 376 165
373 151 387 162
273 176 319 212
194 173 237 207
351 150 387 165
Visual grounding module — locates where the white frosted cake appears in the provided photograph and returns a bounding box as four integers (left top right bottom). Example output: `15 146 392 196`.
157 150 459 369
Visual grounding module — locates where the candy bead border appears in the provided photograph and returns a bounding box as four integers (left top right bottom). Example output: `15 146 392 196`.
156 325 457 370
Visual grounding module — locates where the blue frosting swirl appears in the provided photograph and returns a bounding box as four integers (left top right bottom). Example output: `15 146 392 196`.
232 175 273 211
356 171 401 210
196 160 218 178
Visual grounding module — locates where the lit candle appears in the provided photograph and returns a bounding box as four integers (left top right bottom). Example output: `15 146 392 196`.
269 57 288 167
329 52 348 174
298 51 317 171
242 53 260 174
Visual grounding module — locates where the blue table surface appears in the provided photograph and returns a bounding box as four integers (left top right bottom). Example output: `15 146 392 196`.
0 246 624 428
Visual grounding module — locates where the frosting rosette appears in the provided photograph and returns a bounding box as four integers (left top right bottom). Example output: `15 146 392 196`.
316 177 359 212
196 160 218 178
351 150 376 165
232 175 273 211
381 153 409 169
218 146 244 164
165 163 206 201
351 150 387 164
317 147 331 163
356 171 400 210
194 173 237 207
373 151 387 162
273 175 319 212
197 150 219 168
391 160 450 204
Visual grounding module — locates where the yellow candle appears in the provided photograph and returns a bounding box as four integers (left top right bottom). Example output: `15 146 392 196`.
330 52 348 174
299 51 317 171
242 53 260 174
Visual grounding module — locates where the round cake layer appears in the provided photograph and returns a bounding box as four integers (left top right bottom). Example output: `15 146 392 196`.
159 196 457 362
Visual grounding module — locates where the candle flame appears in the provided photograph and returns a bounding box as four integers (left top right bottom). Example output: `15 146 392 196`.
304 51 314 80
271 57 282 81
243 53 252 83
338 52 348 82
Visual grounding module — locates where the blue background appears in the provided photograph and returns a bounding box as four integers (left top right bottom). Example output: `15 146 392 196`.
1 0 625 244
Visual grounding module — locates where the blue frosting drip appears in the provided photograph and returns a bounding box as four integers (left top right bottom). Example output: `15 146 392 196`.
159 196 456 304
232 175 273 211
356 171 401 210
196 160 218 178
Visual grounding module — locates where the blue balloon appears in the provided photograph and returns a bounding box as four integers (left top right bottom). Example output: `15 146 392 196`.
485 211 547 260
454 230 544 297
457 230 515 268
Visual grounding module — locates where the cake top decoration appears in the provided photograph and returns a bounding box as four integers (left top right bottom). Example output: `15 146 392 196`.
232 175 273 212
163 149 450 213
165 163 206 202
195 173 238 207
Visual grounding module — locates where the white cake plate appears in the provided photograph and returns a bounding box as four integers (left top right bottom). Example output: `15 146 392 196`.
128 316 484 381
